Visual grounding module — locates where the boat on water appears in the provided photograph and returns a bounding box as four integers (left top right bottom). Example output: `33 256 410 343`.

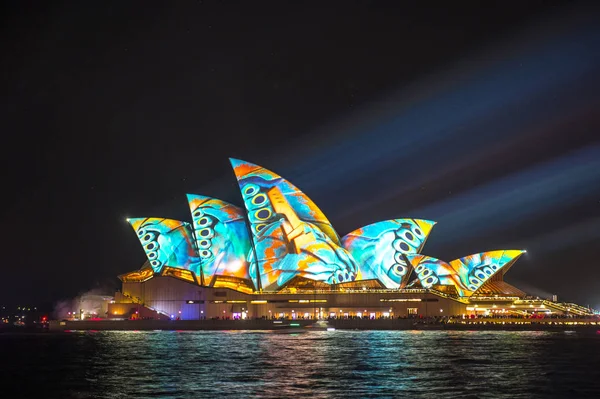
270 320 331 333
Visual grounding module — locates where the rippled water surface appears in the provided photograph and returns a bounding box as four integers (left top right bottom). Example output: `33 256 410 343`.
2 330 600 398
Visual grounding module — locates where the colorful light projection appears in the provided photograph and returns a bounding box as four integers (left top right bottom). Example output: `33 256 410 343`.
405 250 525 297
341 219 435 289
127 218 201 275
229 158 341 244
125 159 526 295
187 194 252 286
231 158 358 291
404 254 468 295
451 250 525 293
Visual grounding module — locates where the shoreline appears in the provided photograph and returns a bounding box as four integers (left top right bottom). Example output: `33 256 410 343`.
22 318 598 333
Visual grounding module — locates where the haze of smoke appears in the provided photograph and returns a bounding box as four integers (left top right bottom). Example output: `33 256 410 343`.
52 287 113 319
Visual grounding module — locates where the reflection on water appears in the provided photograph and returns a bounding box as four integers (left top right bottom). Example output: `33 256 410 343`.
1 330 600 398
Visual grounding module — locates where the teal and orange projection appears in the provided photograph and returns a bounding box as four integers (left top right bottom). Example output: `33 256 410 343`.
187 194 251 285
230 158 358 291
127 218 201 275
126 159 525 296
341 219 435 289
405 250 525 297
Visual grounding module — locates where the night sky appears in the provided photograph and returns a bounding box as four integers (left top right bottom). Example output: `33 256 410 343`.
3 1 599 310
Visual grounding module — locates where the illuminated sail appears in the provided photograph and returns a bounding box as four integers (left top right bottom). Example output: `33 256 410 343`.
405 254 469 296
127 217 201 276
231 159 358 291
450 250 525 293
341 219 435 288
406 250 526 297
187 194 252 286
229 158 340 244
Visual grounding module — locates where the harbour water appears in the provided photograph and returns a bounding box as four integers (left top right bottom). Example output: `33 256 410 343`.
1 330 599 398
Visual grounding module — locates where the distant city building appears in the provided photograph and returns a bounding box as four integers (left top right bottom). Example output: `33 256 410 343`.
109 159 592 320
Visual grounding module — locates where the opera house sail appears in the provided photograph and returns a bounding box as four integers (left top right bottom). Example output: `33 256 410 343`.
230 158 358 291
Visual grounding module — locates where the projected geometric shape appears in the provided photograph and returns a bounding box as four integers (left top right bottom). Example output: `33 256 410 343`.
341 219 435 289
187 194 252 286
127 217 201 275
231 159 358 291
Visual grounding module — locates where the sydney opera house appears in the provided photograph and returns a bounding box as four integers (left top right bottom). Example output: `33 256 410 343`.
108 159 592 320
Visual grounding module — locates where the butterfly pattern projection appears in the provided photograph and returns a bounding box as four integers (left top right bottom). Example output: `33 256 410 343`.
127 218 201 276
451 250 525 293
406 250 526 297
187 194 252 286
124 158 527 295
341 219 435 289
231 158 358 291
404 254 469 296
229 158 341 244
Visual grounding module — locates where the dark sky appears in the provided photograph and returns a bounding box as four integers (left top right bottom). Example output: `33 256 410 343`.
2 1 599 310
